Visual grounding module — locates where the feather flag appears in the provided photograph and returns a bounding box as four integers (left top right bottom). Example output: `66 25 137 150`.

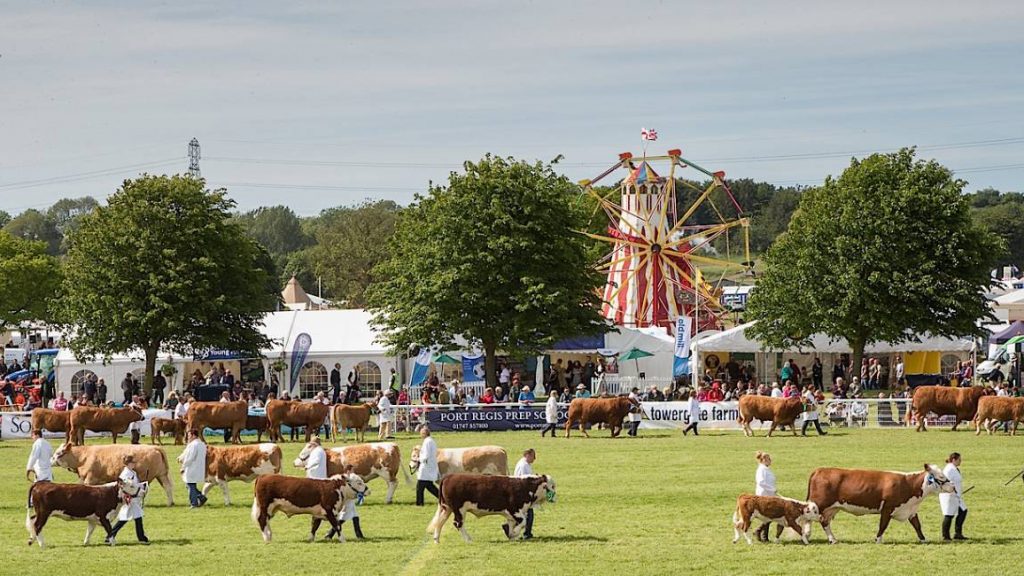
289 333 312 394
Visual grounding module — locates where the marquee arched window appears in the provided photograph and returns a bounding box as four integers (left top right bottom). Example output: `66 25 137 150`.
70 369 97 399
356 361 382 391
298 361 329 399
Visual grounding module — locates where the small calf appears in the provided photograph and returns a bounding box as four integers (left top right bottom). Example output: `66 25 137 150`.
732 494 819 545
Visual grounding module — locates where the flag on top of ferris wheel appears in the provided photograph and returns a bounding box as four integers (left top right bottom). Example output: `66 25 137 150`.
641 127 658 141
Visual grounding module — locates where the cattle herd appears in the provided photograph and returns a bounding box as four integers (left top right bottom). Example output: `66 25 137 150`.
16 385 1023 548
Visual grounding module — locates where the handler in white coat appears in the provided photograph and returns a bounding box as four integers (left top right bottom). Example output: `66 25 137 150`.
626 388 642 437
414 425 440 506
178 429 208 508
303 437 328 479
106 454 149 544
540 391 559 438
377 390 394 441
753 451 778 541
26 429 53 483
940 452 968 541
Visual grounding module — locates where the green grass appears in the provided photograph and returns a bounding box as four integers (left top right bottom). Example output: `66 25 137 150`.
2 429 1022 575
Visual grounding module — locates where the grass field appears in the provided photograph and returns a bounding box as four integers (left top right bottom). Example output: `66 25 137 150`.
2 428 1022 575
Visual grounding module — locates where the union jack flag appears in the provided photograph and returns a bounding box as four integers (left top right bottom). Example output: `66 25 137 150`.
641 127 658 141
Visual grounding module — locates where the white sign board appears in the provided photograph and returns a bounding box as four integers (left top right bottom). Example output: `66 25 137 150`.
639 401 763 430
1 409 172 440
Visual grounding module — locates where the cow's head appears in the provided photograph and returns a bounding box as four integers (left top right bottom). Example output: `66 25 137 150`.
51 442 76 470
923 464 954 495
408 445 421 474
293 441 316 468
531 474 556 505
118 478 149 500
331 473 369 508
127 406 144 421
798 501 820 524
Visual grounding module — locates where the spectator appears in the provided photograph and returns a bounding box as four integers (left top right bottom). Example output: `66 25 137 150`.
894 356 905 388
127 395 144 444
347 365 359 401
52 391 69 411
519 385 536 406
812 358 823 389
832 359 845 384
164 390 179 412
494 386 508 403
330 363 342 404
152 371 167 406
121 373 134 405
464 388 478 405
397 387 410 405
559 387 572 403
868 359 881 390
574 383 591 399
499 362 511 388
770 382 782 398
388 367 400 397
707 382 725 402
83 375 98 404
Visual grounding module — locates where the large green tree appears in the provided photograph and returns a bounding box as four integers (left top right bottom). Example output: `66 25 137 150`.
0 231 61 328
53 175 278 395
366 155 610 387
234 205 311 283
972 201 1024 268
747 148 1003 378
4 209 61 256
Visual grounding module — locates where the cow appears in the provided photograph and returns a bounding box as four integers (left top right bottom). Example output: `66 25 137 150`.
150 417 185 445
26 480 146 548
31 408 72 440
245 414 270 442
186 400 248 443
195 443 282 505
51 442 175 506
250 473 369 543
68 406 143 445
731 494 819 545
564 396 639 437
737 396 803 437
906 385 993 431
806 465 954 544
332 403 374 442
409 445 508 479
974 395 1024 435
265 399 330 443
427 473 556 543
295 441 410 503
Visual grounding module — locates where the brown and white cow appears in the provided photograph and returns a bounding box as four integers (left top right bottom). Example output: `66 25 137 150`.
265 399 330 443
68 406 143 445
409 445 508 479
250 473 369 543
187 400 248 443
564 397 639 437
906 385 993 431
295 441 410 503
150 417 185 445
51 442 174 506
732 494 819 545
737 396 804 437
974 395 1024 435
26 480 146 548
193 443 282 505
806 465 954 544
427 473 556 543
332 403 374 442
31 408 72 440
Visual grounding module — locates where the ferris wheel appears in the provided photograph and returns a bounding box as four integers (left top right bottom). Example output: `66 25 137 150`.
579 148 753 333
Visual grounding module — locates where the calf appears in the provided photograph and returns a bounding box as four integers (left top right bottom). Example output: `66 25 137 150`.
974 395 1024 435
150 417 185 445
51 442 174 506
295 441 410 503
732 494 819 545
737 396 803 437
332 403 374 442
199 443 282 505
25 480 145 548
564 397 639 437
31 408 72 440
427 473 556 543
69 406 143 445
806 465 953 544
250 473 369 543
409 445 508 478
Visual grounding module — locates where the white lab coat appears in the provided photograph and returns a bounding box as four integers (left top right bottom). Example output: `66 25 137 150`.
117 467 145 521
26 438 53 482
802 391 819 422
305 446 328 479
377 395 393 424
175 401 190 420
755 464 776 496
179 438 208 484
513 457 533 478
627 392 642 422
939 463 967 515
544 395 559 424
417 436 439 481
688 397 701 422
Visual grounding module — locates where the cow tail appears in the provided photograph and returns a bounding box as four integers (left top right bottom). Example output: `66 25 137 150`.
425 477 448 534
401 459 414 487
805 470 816 501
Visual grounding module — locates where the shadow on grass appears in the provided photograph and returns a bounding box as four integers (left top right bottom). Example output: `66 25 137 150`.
534 534 608 543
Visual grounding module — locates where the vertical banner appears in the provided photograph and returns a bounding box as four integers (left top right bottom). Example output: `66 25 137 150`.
409 347 432 387
289 333 312 394
462 352 485 383
673 316 692 377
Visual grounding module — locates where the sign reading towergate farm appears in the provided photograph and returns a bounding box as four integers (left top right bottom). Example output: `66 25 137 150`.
641 401 757 430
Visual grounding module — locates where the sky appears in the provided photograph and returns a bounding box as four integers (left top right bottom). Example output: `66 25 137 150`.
1 1 1023 216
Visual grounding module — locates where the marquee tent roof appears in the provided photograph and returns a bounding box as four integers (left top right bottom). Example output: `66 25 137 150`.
693 321 973 354
989 320 1024 347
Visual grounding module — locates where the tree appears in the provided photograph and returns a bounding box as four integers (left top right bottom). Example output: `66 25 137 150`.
746 148 1003 379
4 209 61 255
366 155 610 387
0 231 61 329
53 175 279 396
296 200 402 307
972 201 1024 268
0 210 11 229
47 196 99 234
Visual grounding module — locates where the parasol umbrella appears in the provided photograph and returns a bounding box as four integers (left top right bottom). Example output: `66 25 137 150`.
619 347 654 372
432 353 461 380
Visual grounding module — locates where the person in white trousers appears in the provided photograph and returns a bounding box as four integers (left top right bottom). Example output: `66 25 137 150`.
940 452 968 541
377 391 393 441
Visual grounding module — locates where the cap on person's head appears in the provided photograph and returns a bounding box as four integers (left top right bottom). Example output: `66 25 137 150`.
576 384 585 390
521 386 529 391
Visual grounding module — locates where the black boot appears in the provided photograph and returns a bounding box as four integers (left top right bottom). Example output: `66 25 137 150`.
131 430 141 444
815 421 827 435
801 421 809 436
954 508 968 540
352 517 365 540
941 515 953 541
134 518 149 544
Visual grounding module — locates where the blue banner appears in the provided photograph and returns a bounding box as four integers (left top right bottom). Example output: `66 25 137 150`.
289 333 312 394
673 316 692 377
409 347 432 387
462 352 485 383
426 406 569 432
